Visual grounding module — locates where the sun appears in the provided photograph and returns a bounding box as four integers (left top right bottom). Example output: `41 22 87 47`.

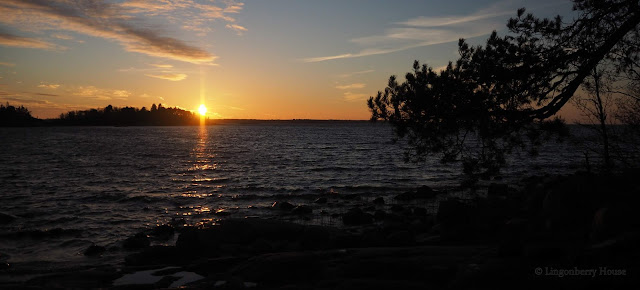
198 104 207 116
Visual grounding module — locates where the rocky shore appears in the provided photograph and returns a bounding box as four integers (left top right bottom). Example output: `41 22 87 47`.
2 171 639 289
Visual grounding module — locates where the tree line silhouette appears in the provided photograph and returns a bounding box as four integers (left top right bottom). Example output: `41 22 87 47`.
0 103 40 127
57 104 201 126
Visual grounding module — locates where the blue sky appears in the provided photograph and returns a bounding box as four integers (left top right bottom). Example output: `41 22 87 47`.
0 0 577 119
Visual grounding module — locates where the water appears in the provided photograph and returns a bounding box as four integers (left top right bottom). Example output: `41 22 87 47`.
0 121 585 276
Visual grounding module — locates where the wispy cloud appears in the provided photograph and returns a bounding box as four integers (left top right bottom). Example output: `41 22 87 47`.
151 64 173 68
145 73 187 81
72 85 131 101
337 69 375 78
0 62 15 67
0 0 246 64
336 83 366 90
38 83 60 89
303 2 520 63
226 24 248 35
0 96 51 104
0 31 57 50
343 92 369 102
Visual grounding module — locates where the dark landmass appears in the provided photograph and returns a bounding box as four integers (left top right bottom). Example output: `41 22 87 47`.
55 104 199 126
2 170 638 289
0 103 42 127
0 103 372 127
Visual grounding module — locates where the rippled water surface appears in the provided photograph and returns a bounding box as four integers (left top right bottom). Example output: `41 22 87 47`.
0 122 584 273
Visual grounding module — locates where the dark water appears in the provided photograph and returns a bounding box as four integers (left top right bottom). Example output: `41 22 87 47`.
0 121 584 275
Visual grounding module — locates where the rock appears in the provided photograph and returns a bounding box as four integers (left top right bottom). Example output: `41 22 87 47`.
314 197 328 204
83 244 106 256
412 207 427 217
590 204 640 242
487 183 509 198
230 252 323 283
374 210 387 221
372 197 385 205
291 205 312 215
123 233 150 249
436 199 472 227
124 245 181 266
342 208 374 226
0 212 17 224
150 224 175 240
386 230 415 246
394 191 414 201
272 201 295 211
416 185 437 198
395 186 437 200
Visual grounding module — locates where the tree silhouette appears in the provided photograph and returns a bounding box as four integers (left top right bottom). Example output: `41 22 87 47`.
0 102 38 126
368 0 640 182
57 104 199 126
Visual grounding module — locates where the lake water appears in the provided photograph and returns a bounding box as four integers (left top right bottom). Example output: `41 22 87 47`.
0 121 585 276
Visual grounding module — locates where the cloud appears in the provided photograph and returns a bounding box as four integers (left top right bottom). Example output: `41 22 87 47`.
151 63 173 68
0 62 16 67
0 0 245 63
0 96 51 104
337 69 374 78
38 83 60 89
145 73 187 81
51 33 73 40
303 2 521 63
0 31 57 50
343 92 369 102
226 24 248 35
72 85 131 101
336 83 366 90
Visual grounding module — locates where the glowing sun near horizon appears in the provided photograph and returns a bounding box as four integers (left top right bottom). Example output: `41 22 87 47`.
198 104 207 116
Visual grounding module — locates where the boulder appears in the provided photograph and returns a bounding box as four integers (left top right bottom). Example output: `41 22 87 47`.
123 233 150 249
272 201 295 211
150 224 175 240
386 230 415 246
343 208 374 226
314 197 328 204
487 183 510 198
83 245 106 257
0 212 17 224
372 197 385 205
291 205 312 215
395 185 438 200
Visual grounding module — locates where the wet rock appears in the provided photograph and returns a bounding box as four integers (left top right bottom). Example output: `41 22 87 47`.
314 197 328 204
272 201 295 211
487 183 510 198
386 230 415 246
413 207 428 217
390 204 405 212
0 212 17 224
150 224 175 240
436 199 472 227
125 245 181 266
343 208 373 226
123 233 150 249
231 252 324 283
395 185 438 200
374 210 387 221
291 205 312 215
417 185 436 198
84 244 106 256
27 268 120 289
372 197 385 205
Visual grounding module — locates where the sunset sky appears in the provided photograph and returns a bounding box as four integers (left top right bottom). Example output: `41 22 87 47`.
0 0 578 120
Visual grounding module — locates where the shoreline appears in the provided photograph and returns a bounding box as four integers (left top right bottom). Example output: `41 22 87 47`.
2 170 638 289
